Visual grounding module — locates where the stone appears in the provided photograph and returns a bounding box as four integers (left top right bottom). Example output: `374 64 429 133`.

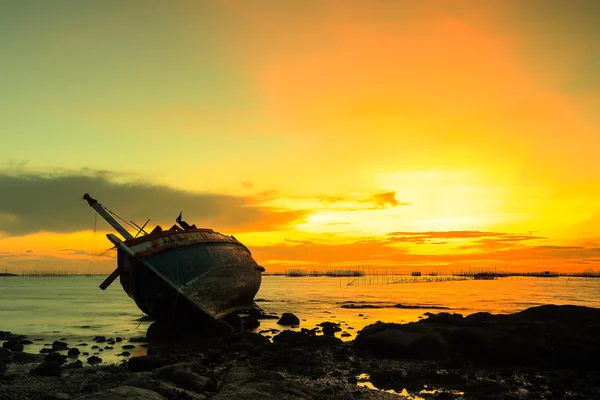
122 344 135 349
30 361 62 376
67 347 80 357
277 313 300 326
154 363 212 393
45 352 68 364
128 355 166 372
12 351 45 363
52 341 68 350
87 356 102 365
66 360 83 369
74 385 165 400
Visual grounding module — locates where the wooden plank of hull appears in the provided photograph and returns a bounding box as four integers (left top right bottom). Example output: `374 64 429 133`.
116 231 262 320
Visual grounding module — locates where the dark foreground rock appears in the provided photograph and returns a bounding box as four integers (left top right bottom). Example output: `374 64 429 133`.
1 305 599 400
355 304 600 369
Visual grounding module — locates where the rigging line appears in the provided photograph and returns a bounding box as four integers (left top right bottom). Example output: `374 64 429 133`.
103 206 138 230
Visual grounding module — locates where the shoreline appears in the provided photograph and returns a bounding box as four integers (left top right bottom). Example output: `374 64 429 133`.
1 304 599 399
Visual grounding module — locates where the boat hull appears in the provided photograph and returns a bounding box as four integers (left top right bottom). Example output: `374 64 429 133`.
116 230 262 322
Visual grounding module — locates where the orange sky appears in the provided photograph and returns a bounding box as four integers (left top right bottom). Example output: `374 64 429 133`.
1 1 599 274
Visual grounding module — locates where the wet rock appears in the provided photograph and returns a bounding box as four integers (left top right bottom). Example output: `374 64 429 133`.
67 347 80 357
12 351 45 363
3 342 24 352
75 385 165 400
122 344 135 349
356 304 600 368
45 352 68 364
104 346 113 350
277 313 300 326
52 340 68 350
93 336 106 343
117 351 131 357
87 356 102 365
128 336 147 342
77 343 88 346
0 348 12 362
30 361 62 376
317 322 342 336
273 330 343 347
153 363 212 393
213 366 310 399
66 359 83 369
115 337 123 342
40 348 54 353
91 345 99 349
128 355 166 372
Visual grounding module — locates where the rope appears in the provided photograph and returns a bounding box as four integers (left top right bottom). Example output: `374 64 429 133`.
103 206 138 230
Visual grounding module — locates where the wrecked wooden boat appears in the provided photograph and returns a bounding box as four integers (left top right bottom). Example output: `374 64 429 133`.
82 193 264 326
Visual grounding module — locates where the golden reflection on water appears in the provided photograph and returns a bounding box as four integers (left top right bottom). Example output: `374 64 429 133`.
356 373 465 399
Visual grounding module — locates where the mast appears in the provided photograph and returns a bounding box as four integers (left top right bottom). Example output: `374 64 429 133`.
82 193 134 240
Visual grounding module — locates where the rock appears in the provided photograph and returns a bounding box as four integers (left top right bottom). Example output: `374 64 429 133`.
87 356 102 365
0 361 6 373
213 366 310 399
75 385 165 400
91 345 99 349
128 336 147 342
67 347 80 357
12 351 45 363
30 361 62 376
154 363 212 393
0 348 13 362
118 351 131 357
40 348 54 353
122 344 135 349
52 341 68 350
317 322 342 336
66 360 83 369
277 313 300 326
93 336 106 343
128 355 166 372
3 342 24 352
45 352 68 364
355 305 600 368
115 337 123 342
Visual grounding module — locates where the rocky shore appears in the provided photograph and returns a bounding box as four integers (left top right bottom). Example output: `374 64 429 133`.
1 304 599 400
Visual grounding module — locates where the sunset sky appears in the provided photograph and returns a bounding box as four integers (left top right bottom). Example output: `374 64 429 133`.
1 1 599 274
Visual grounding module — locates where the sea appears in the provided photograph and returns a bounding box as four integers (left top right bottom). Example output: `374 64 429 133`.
1 275 599 364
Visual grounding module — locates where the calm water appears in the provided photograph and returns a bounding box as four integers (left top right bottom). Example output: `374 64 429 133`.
1 275 599 363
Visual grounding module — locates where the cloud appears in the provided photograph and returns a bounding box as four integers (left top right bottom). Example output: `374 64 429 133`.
313 191 410 210
362 192 411 208
386 230 545 246
0 170 309 236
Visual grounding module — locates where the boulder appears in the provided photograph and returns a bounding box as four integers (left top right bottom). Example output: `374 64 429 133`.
30 361 62 376
153 363 212 393
75 386 165 400
277 313 300 326
67 347 80 357
52 341 68 350
87 356 102 365
128 355 166 372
